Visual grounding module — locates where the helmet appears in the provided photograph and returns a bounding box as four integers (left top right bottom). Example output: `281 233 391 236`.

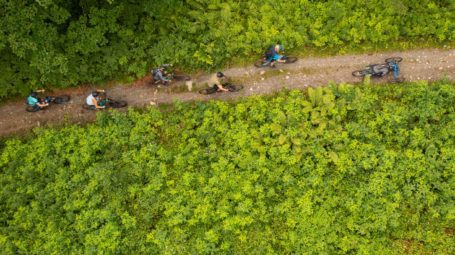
30 92 38 98
92 91 99 97
216 72 224 78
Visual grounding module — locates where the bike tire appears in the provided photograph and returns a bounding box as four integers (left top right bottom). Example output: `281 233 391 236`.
106 99 127 108
385 57 403 63
82 104 94 110
173 75 191 81
225 84 244 92
26 106 40 112
254 59 269 68
53 95 71 104
352 70 369 77
283 56 298 64
154 80 170 86
199 87 217 95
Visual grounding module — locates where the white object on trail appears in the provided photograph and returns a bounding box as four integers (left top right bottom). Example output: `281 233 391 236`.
186 80 193 91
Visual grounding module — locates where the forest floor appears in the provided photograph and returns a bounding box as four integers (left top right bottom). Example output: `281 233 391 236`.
0 48 454 138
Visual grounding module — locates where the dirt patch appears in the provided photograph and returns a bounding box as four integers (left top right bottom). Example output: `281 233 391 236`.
0 48 454 138
444 227 455 236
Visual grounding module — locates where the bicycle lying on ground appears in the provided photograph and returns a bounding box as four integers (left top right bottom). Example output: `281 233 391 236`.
199 83 244 95
254 55 298 68
352 57 404 82
83 92 127 110
26 95 71 112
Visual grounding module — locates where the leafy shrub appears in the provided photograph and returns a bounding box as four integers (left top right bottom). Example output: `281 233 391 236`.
0 0 453 98
1 82 454 254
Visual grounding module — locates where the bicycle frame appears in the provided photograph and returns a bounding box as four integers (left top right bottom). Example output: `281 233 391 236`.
352 57 403 82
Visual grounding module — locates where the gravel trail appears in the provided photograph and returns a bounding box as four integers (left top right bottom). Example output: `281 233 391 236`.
0 48 453 138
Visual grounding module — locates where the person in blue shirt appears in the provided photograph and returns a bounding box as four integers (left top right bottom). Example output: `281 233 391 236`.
265 43 285 67
27 89 49 111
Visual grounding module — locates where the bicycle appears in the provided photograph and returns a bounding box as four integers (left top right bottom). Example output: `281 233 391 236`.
352 57 404 82
254 55 298 68
199 83 244 95
26 95 71 112
151 66 191 85
83 92 127 110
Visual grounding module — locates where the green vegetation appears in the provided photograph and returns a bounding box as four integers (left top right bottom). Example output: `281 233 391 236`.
1 0 453 98
1 82 454 254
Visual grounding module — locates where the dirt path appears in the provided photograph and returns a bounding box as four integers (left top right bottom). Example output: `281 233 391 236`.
0 48 454 138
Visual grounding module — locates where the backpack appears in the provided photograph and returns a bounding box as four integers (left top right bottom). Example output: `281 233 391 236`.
265 45 275 58
26 96 37 106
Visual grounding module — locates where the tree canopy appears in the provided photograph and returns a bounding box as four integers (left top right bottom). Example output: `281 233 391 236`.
0 0 453 98
1 82 454 254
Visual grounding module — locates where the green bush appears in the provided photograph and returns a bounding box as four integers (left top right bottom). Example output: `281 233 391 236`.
0 0 453 98
1 82 454 254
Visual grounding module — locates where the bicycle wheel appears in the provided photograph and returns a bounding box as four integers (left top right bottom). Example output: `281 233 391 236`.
26 106 40 112
254 59 269 68
352 70 369 77
82 104 95 110
173 75 191 81
199 87 217 95
225 83 244 92
283 56 298 64
53 95 71 104
385 57 402 63
106 99 127 108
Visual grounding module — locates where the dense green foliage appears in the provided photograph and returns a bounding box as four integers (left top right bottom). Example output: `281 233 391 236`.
1 82 454 254
1 0 454 98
